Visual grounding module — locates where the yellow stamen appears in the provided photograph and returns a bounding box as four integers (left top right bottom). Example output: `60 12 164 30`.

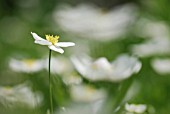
23 59 36 67
45 35 60 45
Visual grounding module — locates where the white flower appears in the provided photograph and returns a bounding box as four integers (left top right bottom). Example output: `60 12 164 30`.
56 101 104 114
151 58 170 75
135 18 170 39
70 84 106 103
132 19 170 57
44 56 73 74
53 4 137 41
71 54 141 82
31 32 75 53
125 103 147 113
0 83 43 108
9 58 44 73
62 73 82 85
131 38 170 57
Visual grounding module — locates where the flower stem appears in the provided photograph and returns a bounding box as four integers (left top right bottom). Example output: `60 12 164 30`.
101 77 134 114
49 49 53 114
113 78 134 113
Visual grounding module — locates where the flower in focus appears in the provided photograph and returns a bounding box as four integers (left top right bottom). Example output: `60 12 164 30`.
0 83 43 108
9 58 44 73
31 32 75 53
151 58 170 75
53 4 137 41
71 54 141 82
131 38 170 57
70 84 106 103
125 103 147 113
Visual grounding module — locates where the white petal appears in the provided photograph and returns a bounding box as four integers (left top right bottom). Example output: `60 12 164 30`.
71 56 87 76
31 32 44 40
55 42 75 47
48 45 64 53
34 40 51 45
9 59 23 72
31 32 52 45
151 58 170 74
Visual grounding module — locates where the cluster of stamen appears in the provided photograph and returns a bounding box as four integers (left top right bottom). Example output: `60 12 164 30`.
45 35 60 45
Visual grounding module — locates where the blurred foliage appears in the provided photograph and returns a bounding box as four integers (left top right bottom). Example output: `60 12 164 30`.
0 0 170 114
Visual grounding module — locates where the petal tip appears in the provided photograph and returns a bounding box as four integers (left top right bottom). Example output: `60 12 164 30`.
72 43 75 46
61 51 64 54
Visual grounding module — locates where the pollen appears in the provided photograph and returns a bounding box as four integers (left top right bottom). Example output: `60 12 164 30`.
45 35 60 45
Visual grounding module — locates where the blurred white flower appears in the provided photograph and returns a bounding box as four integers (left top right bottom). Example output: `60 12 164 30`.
131 38 170 57
57 101 104 114
70 84 106 103
53 4 137 41
135 19 170 39
0 83 43 108
151 58 170 75
132 19 170 57
71 54 141 82
125 103 147 113
62 73 82 85
9 58 44 73
44 57 73 75
31 32 75 53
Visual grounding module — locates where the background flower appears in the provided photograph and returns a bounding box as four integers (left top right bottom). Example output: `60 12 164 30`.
53 4 137 41
9 58 44 73
125 103 147 113
69 84 106 103
151 58 170 75
131 38 170 57
44 56 73 75
0 82 43 108
71 54 141 82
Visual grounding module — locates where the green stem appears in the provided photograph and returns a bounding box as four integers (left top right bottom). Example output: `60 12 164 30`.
101 77 134 114
113 78 133 114
49 49 53 114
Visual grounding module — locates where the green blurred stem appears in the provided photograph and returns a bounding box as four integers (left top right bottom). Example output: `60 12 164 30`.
49 49 53 114
113 77 134 113
102 77 134 114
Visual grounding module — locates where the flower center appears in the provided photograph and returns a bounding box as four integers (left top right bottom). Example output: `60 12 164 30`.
91 63 99 70
85 86 96 93
23 59 36 67
46 35 60 45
